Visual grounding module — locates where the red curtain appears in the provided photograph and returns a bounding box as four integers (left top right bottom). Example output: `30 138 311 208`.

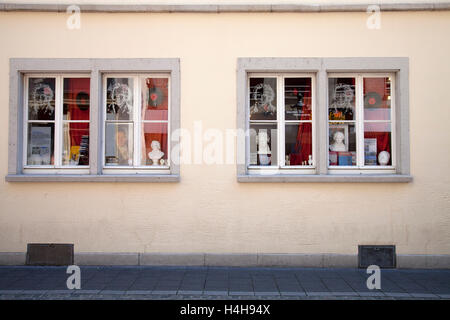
364 78 391 164
142 78 169 163
290 87 312 165
65 78 90 146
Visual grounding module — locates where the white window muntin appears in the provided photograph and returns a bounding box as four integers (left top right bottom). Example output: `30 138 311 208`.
102 73 171 174
22 73 90 174
327 72 396 174
247 73 316 174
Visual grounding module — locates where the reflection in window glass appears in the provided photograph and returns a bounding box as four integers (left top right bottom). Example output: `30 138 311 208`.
249 78 277 121
105 123 133 166
284 78 312 121
141 123 168 166
62 122 89 166
62 78 90 166
329 123 356 166
63 78 90 121
249 123 277 166
28 78 55 121
106 78 133 121
141 78 168 121
285 123 312 166
27 123 55 165
364 77 391 121
328 78 355 121
364 122 392 166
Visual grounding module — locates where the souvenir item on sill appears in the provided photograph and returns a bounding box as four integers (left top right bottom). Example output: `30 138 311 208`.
364 138 377 165
330 131 347 152
338 152 353 166
148 140 164 165
105 156 119 165
364 92 382 109
257 129 271 165
378 150 390 166
308 154 313 166
285 155 290 166
160 159 165 166
329 151 338 166
146 78 164 108
250 83 276 117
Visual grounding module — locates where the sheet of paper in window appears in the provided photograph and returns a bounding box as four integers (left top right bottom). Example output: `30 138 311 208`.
30 126 52 165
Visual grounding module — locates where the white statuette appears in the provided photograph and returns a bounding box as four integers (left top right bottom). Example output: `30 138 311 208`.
148 140 164 165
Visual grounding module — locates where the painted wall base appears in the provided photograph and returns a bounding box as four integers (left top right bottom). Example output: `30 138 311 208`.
1 252 449 269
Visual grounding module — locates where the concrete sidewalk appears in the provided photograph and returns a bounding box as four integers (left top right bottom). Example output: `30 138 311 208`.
0 266 449 300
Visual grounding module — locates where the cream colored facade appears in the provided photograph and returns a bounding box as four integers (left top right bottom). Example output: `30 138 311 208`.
0 2 449 267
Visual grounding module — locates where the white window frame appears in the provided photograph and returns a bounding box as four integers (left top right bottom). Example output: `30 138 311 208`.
247 72 316 175
7 58 180 182
236 57 412 183
102 73 171 175
327 73 396 175
22 73 91 175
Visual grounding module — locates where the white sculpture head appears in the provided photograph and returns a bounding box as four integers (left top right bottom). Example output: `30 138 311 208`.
378 151 390 165
333 131 345 144
151 140 161 151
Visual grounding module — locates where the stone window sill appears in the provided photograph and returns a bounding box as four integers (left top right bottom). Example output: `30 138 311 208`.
237 174 413 183
5 174 180 183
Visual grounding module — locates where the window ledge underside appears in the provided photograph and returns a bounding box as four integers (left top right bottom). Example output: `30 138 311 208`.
237 174 412 183
5 174 180 182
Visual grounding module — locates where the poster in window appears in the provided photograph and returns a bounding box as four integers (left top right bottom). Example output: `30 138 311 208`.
364 138 378 165
29 126 52 165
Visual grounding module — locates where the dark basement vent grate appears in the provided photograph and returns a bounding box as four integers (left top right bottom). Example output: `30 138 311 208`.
358 245 396 268
26 243 74 266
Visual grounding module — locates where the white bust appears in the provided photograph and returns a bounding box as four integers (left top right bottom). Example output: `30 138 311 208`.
378 151 390 166
330 131 346 152
148 140 164 165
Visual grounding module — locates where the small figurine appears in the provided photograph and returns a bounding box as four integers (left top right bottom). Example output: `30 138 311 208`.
148 140 164 165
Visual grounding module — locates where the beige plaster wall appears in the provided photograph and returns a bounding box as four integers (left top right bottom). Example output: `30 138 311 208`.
0 10 449 255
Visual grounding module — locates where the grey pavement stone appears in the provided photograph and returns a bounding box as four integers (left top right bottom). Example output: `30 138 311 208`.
410 293 440 298
281 291 306 296
383 292 412 297
306 292 332 296
203 290 228 295
152 290 178 294
125 290 153 295
99 290 126 295
229 291 254 296
177 290 203 295
357 291 386 297
329 291 359 296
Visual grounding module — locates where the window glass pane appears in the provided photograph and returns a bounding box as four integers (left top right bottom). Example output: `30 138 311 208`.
27 123 54 165
62 122 89 166
328 78 355 121
141 123 168 166
284 78 312 121
249 123 277 166
364 122 392 166
63 78 90 120
329 123 356 166
285 123 312 166
249 78 277 121
28 78 55 121
105 123 133 166
364 77 391 120
141 77 168 121
106 77 133 120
